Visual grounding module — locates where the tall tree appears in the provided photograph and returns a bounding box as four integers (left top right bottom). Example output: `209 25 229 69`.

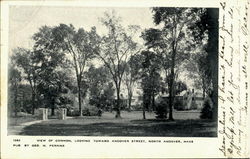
143 8 197 120
96 11 139 118
51 24 99 116
123 54 142 111
8 63 22 117
140 50 163 119
12 48 40 115
184 50 212 99
32 25 69 115
189 8 219 120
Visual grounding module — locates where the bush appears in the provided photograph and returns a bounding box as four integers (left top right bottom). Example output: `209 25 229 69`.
67 108 79 116
155 100 168 119
200 98 213 119
131 104 143 111
174 98 184 110
82 106 102 116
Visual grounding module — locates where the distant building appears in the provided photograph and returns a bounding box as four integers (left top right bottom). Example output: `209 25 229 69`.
158 89 204 110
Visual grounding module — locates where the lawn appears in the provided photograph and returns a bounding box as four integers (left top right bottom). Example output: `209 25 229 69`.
8 114 39 126
8 113 40 135
19 111 217 137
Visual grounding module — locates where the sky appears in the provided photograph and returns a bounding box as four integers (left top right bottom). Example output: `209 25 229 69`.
9 6 155 53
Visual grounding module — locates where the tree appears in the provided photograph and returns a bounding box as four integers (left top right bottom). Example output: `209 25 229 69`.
51 24 99 116
140 50 163 119
86 65 115 110
32 25 71 115
143 8 197 120
189 8 219 120
11 48 40 115
36 67 73 115
8 63 22 117
96 11 139 118
123 54 142 111
18 84 33 114
185 50 212 99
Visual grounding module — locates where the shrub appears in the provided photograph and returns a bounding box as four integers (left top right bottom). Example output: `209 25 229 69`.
200 98 213 119
155 100 168 119
82 106 102 116
131 104 143 111
67 108 79 116
174 98 184 110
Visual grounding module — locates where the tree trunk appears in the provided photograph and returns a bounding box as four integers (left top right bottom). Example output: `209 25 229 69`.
31 92 35 115
168 43 176 121
202 86 206 100
22 90 25 113
128 91 132 111
207 8 219 121
128 90 133 111
51 107 55 116
76 74 82 116
14 85 18 117
201 78 206 99
152 91 155 111
115 87 121 118
51 99 55 116
142 92 146 119
168 81 174 121
143 106 146 119
78 82 82 116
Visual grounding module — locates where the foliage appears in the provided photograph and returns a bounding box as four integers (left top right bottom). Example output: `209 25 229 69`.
155 99 168 119
82 106 102 116
139 50 163 119
8 9 216 121
189 8 219 120
135 50 162 119
95 11 140 118
10 25 77 116
143 7 200 120
123 54 142 110
174 81 187 95
86 65 115 110
131 104 143 111
11 48 40 114
67 108 80 116
200 98 213 119
51 24 100 115
184 49 212 100
56 90 74 108
174 97 184 110
32 25 74 115
8 64 22 116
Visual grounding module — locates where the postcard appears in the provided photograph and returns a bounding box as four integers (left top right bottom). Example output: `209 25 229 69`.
1 0 249 158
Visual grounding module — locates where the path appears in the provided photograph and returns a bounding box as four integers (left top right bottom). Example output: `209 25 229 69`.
8 120 43 135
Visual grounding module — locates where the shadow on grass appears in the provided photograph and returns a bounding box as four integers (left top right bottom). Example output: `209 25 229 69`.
20 118 217 137
8 116 39 126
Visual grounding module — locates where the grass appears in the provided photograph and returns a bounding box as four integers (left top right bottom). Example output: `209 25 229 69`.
8 115 39 126
8 114 40 135
18 111 217 137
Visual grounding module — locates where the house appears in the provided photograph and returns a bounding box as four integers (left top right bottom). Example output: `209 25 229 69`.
158 89 204 110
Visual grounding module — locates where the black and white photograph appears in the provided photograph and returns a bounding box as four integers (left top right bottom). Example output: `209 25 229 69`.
7 6 219 137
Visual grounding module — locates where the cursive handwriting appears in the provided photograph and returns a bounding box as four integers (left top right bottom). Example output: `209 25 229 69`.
218 0 249 158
